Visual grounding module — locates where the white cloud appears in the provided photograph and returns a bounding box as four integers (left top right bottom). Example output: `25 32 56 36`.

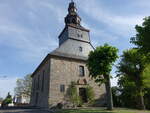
39 1 66 24
78 0 145 38
82 22 119 47
0 22 57 62
0 0 62 63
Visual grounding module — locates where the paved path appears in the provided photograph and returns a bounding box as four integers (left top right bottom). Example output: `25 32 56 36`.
0 108 52 113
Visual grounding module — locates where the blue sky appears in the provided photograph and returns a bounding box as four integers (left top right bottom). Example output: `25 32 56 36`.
0 0 150 98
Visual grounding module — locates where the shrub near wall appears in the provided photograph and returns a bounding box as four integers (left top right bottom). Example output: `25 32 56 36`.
67 82 95 107
86 86 95 104
68 82 82 107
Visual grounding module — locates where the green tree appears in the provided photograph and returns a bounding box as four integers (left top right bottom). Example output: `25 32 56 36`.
144 88 150 110
14 74 32 97
4 92 12 104
2 92 12 107
117 48 150 109
143 64 150 109
111 86 122 107
117 75 138 108
131 16 150 54
87 44 118 110
142 64 150 88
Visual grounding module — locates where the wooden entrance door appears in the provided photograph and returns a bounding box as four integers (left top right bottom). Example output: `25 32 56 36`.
79 88 87 103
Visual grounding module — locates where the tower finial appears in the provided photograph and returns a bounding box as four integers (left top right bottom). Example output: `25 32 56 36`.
65 0 81 25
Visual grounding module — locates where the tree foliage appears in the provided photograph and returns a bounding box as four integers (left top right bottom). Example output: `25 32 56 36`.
118 76 138 108
14 74 32 97
87 44 118 84
144 88 150 110
117 48 150 109
118 48 149 89
4 92 12 104
111 86 122 107
113 75 150 109
1 92 12 107
142 64 150 88
131 16 150 53
87 43 118 110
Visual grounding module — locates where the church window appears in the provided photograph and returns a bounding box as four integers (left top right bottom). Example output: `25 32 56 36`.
77 34 83 38
79 46 83 52
41 70 45 92
79 65 85 77
77 34 80 37
60 85 65 92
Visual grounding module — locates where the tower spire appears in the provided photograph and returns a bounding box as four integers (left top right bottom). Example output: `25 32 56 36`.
65 0 81 26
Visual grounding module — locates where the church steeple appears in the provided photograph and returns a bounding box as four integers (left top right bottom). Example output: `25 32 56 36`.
65 0 81 26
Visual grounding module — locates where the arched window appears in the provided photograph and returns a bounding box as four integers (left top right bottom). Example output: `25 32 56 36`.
79 65 85 77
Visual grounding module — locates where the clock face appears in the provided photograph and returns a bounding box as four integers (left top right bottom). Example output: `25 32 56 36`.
71 8 77 13
77 30 83 38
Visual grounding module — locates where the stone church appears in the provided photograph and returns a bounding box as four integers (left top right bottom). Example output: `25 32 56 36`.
30 1 106 108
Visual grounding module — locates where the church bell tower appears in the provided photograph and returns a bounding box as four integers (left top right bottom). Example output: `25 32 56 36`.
51 0 94 58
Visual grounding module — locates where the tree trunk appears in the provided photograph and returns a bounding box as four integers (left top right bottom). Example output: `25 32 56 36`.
138 89 145 110
136 74 145 110
104 75 113 110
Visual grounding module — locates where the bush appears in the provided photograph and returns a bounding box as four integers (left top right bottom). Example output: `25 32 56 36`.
68 82 82 107
86 86 94 104
4 98 12 104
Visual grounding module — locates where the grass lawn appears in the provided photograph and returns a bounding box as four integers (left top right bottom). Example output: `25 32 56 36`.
55 108 150 113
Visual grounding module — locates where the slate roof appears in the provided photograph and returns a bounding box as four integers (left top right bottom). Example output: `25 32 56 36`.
49 50 88 61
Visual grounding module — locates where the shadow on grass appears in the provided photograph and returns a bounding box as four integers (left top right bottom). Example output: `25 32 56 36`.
56 109 116 113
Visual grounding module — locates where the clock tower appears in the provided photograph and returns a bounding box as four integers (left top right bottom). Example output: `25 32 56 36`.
51 0 94 58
